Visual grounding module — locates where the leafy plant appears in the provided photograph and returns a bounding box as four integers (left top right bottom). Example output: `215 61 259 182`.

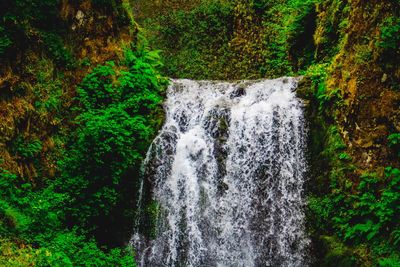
40 31 74 67
0 26 12 56
388 133 400 157
58 44 167 246
378 256 400 267
303 63 341 112
377 16 400 50
29 58 63 113
322 168 400 260
0 167 136 266
388 133 400 147
11 137 43 159
338 152 352 161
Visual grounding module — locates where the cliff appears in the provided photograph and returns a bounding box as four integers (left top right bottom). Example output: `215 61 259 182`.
135 0 400 265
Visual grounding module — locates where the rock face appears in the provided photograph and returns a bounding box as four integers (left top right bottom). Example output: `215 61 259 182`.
327 0 400 171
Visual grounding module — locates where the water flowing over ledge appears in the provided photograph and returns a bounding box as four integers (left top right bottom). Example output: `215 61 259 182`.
131 77 310 267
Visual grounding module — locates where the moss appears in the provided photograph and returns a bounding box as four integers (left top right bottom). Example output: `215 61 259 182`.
144 200 160 239
319 235 357 267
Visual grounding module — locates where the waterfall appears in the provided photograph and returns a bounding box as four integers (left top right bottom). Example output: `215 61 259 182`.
131 78 310 267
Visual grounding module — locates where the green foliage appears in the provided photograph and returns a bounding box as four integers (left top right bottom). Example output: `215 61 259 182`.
252 0 269 13
0 0 74 66
1 237 136 267
304 64 328 110
308 196 335 231
313 0 350 60
388 134 400 146
284 0 318 70
27 58 63 113
0 167 136 266
318 235 357 267
379 256 400 267
260 2 293 77
77 62 118 110
58 44 167 246
304 63 344 113
346 168 400 249
40 32 74 68
0 169 30 236
388 133 400 157
11 137 43 159
0 26 12 56
150 0 234 79
377 16 400 50
310 167 400 263
317 87 342 112
338 152 352 161
388 133 400 147
354 44 373 64
376 16 400 71
325 126 347 154
139 0 351 79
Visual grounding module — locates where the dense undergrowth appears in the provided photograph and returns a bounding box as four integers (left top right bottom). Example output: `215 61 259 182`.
0 45 166 265
138 0 344 80
0 0 166 265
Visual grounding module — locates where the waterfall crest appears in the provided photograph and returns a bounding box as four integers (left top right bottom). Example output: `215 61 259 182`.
132 78 310 267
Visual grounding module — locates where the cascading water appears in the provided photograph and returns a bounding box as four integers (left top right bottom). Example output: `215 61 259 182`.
131 78 310 267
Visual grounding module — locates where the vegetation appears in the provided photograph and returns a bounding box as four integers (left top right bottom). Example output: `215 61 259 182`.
0 0 167 264
1 0 399 266
138 0 349 80
0 0 63 59
0 44 165 265
0 167 136 266
58 45 166 246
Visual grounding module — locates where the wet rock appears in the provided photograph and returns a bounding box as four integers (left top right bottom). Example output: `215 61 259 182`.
229 86 246 99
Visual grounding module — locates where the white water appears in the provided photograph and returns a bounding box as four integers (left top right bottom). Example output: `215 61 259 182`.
131 78 310 267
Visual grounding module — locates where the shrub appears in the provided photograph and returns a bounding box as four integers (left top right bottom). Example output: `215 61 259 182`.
0 167 136 266
58 45 167 246
311 167 400 263
30 59 63 113
41 31 74 67
388 133 400 157
388 133 400 147
377 16 400 51
376 16 400 72
11 137 43 159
